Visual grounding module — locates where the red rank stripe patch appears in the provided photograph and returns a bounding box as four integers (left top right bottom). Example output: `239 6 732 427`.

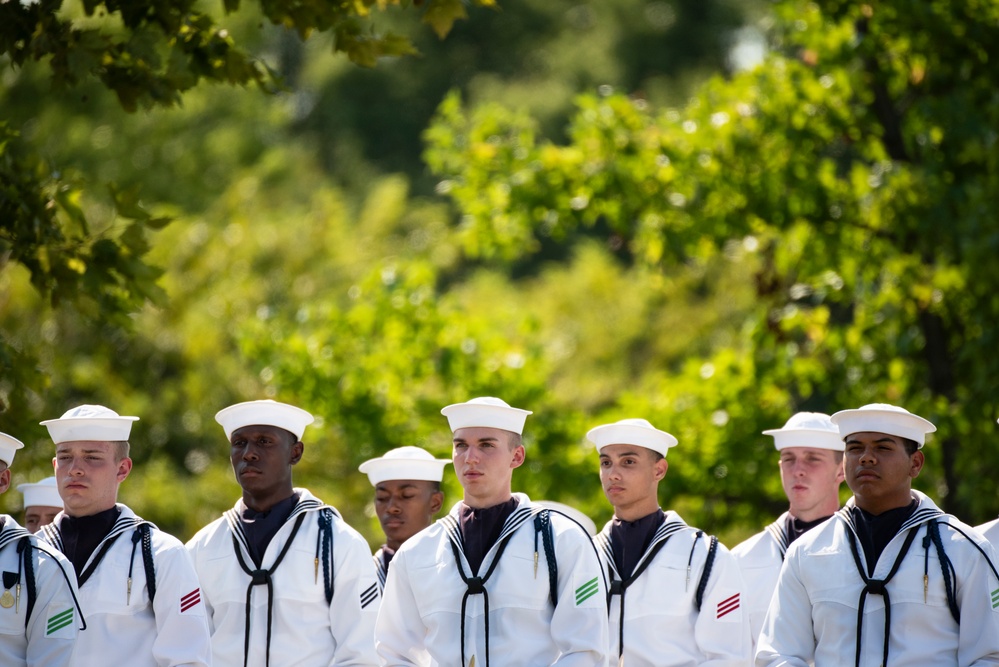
716 592 740 619
180 588 201 613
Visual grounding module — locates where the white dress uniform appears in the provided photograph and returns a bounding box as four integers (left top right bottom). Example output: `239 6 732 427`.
978 517 999 547
731 511 792 653
375 493 610 667
187 488 380 667
38 504 211 667
756 491 999 667
595 511 751 667
0 516 79 666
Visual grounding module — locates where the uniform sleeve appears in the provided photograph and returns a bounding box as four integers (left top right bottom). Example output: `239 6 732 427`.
328 526 380 666
693 542 752 667
374 547 431 667
754 547 813 667
25 545 79 667
955 530 999 666
548 524 610 667
150 537 213 667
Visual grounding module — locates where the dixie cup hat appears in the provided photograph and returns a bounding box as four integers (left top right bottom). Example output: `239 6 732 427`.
215 400 315 441
762 412 844 451
830 403 936 448
359 446 451 486
441 397 532 435
41 405 139 444
0 432 25 467
586 418 678 457
17 476 63 509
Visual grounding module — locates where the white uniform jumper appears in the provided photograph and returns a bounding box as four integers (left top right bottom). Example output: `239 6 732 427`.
595 511 750 667
375 493 610 667
978 517 999 548
39 504 211 667
0 516 80 667
756 491 999 667
187 488 380 667
731 511 792 652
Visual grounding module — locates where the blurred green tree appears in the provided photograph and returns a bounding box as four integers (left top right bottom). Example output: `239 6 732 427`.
424 0 999 524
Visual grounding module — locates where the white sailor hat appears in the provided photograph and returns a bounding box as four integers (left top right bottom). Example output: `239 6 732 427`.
535 500 597 536
215 399 315 441
762 412 843 451
830 403 936 448
0 432 25 467
17 476 62 509
441 397 532 435
586 418 678 457
358 446 451 486
41 405 139 444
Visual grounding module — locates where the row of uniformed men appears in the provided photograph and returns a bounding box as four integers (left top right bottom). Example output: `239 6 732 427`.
0 398 998 665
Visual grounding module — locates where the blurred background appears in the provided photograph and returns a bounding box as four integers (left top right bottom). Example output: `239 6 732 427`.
2 0 998 547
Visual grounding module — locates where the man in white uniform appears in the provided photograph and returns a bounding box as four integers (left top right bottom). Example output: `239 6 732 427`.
0 432 80 666
375 396 610 667
17 476 63 533
975 418 999 547
359 446 447 589
589 418 750 667
187 399 380 667
732 412 845 650
38 404 211 667
756 403 999 667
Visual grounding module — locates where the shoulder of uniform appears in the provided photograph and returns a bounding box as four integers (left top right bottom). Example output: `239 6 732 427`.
185 516 228 548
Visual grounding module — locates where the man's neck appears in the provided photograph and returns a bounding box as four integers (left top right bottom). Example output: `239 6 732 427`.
789 500 840 522
855 490 915 516
613 498 661 522
65 503 118 519
242 488 296 514
462 491 513 510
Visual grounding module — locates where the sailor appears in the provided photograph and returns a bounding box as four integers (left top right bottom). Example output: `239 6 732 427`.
186 399 380 667
17 476 63 533
756 403 999 667
38 404 211 667
975 418 999 547
375 396 610 667
589 418 750 667
0 432 80 666
358 446 447 589
732 412 845 650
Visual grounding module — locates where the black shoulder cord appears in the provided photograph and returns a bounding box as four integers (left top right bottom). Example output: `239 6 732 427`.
608 535 671 663
692 533 719 612
924 520 959 623
15 537 36 627
449 530 517 667
126 524 157 605
940 521 999 581
533 510 558 608
19 538 88 631
314 508 334 604
232 512 306 667
846 525 920 667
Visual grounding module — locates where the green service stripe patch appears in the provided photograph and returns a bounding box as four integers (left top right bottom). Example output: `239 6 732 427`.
575 577 599 605
46 609 73 635
991 588 999 609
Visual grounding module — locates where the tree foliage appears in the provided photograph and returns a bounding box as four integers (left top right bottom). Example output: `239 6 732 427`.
424 0 999 521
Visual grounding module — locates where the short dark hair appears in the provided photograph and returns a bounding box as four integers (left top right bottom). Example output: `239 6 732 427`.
901 438 919 456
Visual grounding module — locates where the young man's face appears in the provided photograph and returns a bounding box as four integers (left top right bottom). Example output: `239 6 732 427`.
599 444 667 520
374 479 444 551
779 446 845 521
452 427 524 508
229 425 303 500
24 506 62 533
843 431 923 514
53 441 132 517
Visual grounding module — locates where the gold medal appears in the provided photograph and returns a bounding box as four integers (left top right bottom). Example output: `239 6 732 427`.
0 590 14 609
